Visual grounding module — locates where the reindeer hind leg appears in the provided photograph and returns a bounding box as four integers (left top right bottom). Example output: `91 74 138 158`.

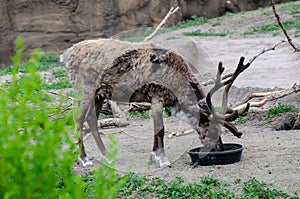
77 98 94 167
86 98 107 158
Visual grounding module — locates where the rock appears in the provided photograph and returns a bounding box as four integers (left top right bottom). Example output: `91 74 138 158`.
275 112 297 131
293 112 300 130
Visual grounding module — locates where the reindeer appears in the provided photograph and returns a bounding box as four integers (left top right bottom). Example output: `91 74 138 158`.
63 38 250 168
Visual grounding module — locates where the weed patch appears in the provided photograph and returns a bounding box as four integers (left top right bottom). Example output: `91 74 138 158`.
183 29 230 37
266 103 298 117
117 175 298 199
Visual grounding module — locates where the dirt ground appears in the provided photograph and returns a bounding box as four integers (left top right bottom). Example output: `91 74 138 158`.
75 4 300 196
75 113 300 195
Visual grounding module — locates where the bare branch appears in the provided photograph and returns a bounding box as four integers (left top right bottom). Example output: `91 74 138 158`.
270 0 299 52
233 83 300 112
143 7 179 42
247 40 286 65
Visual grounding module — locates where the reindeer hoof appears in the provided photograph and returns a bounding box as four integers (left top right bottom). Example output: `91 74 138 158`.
78 157 93 167
150 152 172 168
236 132 243 138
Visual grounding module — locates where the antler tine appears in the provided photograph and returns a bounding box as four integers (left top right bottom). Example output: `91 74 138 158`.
206 62 226 116
224 122 243 138
206 62 233 121
220 57 252 138
221 57 250 116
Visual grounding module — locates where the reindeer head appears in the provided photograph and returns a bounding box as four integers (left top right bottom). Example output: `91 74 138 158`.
197 57 251 151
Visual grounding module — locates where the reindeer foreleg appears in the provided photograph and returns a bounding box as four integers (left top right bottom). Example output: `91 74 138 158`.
150 96 171 168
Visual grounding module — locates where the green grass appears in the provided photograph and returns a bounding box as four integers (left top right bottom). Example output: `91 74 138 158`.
266 103 299 117
244 18 300 37
183 29 231 37
279 1 300 15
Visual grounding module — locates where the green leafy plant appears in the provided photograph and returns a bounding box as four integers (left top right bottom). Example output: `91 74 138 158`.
51 67 68 78
0 37 84 199
236 115 249 123
118 175 298 199
164 107 172 116
242 177 296 199
41 77 72 90
266 103 298 117
38 52 61 71
0 37 127 199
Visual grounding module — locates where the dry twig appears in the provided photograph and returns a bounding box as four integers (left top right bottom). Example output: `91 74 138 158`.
143 7 179 42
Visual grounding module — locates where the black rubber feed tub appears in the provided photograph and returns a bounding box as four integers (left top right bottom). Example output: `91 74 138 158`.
188 143 243 166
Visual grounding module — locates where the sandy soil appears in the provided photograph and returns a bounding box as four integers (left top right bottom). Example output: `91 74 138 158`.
72 4 300 196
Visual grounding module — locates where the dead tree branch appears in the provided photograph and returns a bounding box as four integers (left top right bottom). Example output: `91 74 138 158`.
270 0 299 52
234 83 300 110
143 7 179 42
247 40 285 65
168 84 300 138
98 118 130 128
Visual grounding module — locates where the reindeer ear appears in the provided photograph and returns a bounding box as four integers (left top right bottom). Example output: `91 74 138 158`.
198 99 211 118
199 112 210 123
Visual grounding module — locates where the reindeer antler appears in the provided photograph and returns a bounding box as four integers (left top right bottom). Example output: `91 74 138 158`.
206 58 250 139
